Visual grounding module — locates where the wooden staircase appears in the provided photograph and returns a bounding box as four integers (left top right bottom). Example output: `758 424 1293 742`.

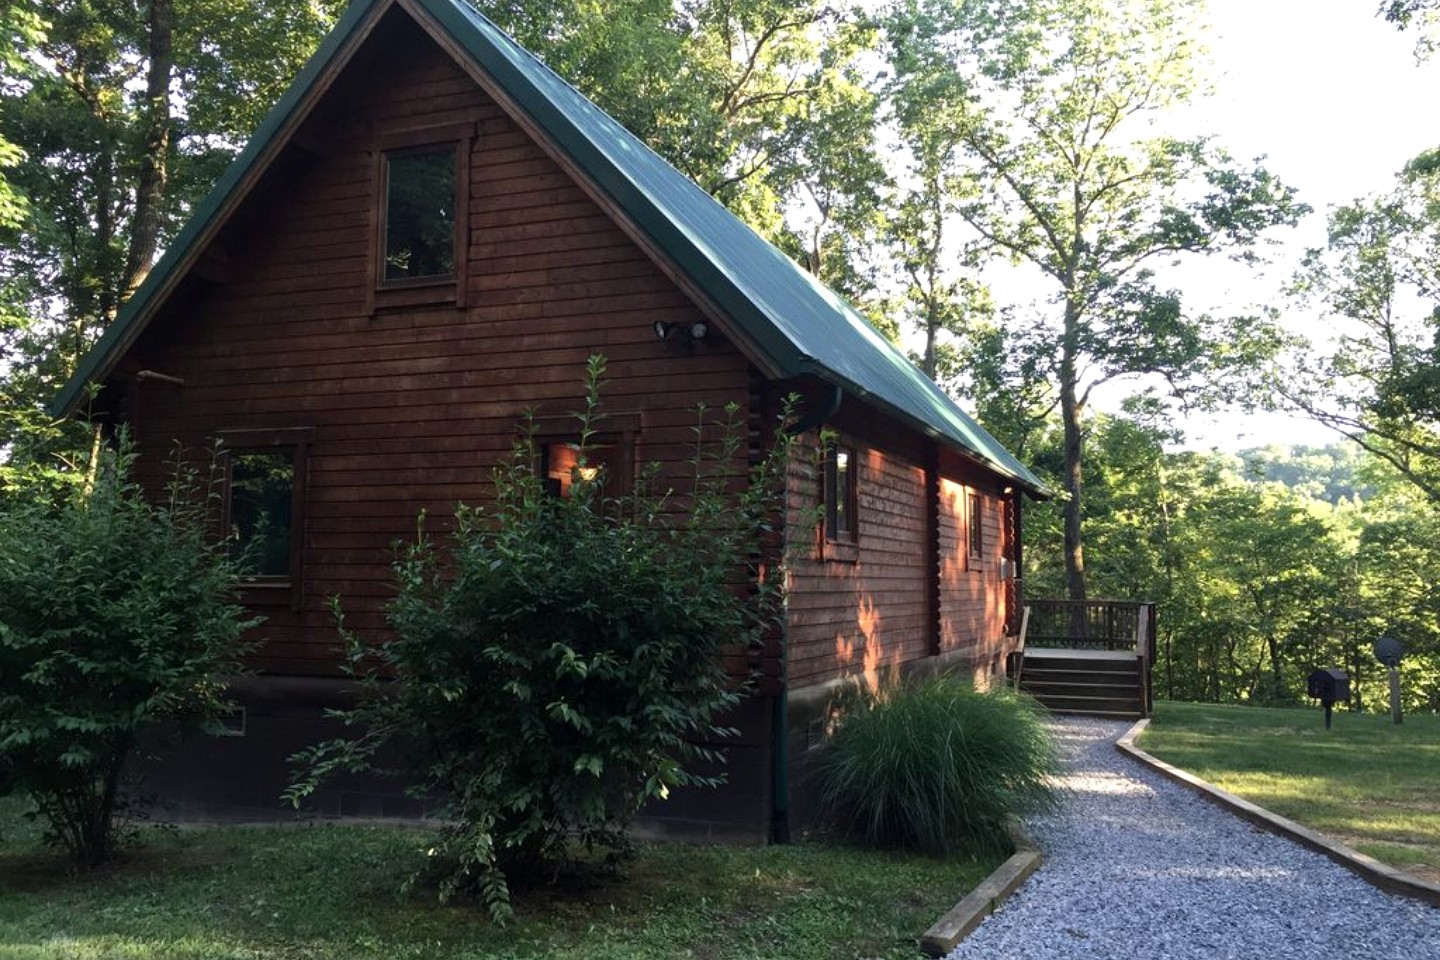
1008 601 1156 719
1016 652 1146 719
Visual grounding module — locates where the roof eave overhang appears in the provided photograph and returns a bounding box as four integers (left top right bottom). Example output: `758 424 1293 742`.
48 0 395 419
799 360 1051 500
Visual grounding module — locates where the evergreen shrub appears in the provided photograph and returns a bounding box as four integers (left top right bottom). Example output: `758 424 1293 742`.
819 676 1058 857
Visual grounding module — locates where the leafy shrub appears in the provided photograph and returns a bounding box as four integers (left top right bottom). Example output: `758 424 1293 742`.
289 356 795 921
819 676 1058 857
0 439 256 864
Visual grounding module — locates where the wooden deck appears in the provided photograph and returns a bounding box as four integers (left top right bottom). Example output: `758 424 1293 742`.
1013 600 1156 718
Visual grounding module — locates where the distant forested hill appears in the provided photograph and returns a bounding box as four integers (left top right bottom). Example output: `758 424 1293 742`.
1236 443 1374 505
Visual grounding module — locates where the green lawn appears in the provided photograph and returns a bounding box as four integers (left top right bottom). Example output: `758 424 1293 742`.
0 800 996 960
1140 701 1440 882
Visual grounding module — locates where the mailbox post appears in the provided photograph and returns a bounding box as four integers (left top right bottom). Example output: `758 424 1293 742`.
1373 636 1405 726
1307 668 1350 730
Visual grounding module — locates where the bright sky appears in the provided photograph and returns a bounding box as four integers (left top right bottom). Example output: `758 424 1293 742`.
1159 0 1440 450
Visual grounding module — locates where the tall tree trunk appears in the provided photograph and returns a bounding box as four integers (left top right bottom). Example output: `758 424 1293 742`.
1059 300 1086 600
1266 633 1284 700
922 310 938 378
122 0 174 301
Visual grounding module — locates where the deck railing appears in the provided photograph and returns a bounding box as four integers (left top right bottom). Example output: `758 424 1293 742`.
1023 598 1157 714
1024 600 1153 652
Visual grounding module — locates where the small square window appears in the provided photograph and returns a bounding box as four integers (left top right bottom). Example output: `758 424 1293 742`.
538 443 610 500
824 442 857 544
380 145 456 284
542 440 628 499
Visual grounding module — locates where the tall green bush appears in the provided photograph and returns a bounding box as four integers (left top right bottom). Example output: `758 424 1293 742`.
289 356 796 921
819 677 1058 857
0 439 256 864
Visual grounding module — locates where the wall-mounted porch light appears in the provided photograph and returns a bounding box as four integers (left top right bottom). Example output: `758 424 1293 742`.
653 320 709 341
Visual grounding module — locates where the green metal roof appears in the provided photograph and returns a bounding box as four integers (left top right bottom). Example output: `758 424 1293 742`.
52 0 1046 496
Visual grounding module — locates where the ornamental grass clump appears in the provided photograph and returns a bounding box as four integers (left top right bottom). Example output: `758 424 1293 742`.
820 677 1058 857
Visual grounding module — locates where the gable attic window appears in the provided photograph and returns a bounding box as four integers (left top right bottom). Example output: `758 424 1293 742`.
381 144 457 284
368 126 473 311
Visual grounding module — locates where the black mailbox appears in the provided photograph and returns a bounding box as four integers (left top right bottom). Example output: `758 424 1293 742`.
1308 668 1350 729
1307 668 1350 702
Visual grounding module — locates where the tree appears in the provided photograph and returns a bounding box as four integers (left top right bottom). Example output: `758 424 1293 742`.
1281 151 1440 504
477 0 882 246
1350 477 1440 712
884 0 1305 600
0 6 40 237
0 0 347 484
1381 0 1440 57
881 9 993 382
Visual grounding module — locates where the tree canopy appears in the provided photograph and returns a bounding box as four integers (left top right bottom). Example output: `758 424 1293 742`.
882 0 1306 599
1279 151 1440 503
0 0 1436 712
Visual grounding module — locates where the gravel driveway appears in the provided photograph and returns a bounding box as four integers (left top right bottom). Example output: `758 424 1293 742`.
945 717 1440 960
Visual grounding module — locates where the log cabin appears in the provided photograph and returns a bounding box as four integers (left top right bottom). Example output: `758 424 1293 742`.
51 0 1047 840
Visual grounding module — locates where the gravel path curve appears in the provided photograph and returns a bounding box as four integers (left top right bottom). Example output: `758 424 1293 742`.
945 717 1440 960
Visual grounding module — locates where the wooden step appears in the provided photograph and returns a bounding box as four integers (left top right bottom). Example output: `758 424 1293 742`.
1015 651 1146 719
1022 679 1141 696
1023 659 1139 675
1042 702 1140 716
1026 692 1142 714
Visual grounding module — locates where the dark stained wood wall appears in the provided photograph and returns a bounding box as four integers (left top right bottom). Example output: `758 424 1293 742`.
120 13 752 677
783 409 930 690
783 408 1016 692
936 475 1009 675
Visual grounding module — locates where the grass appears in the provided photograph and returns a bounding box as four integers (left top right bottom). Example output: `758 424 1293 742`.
1140 701 1440 883
0 798 998 960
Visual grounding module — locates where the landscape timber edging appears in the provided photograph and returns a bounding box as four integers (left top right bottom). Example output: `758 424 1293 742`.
918 823 1043 957
1116 718 1440 908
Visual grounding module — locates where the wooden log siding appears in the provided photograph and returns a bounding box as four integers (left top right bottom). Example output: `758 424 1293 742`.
783 430 931 689
783 426 1015 692
121 16 753 677
936 476 1008 677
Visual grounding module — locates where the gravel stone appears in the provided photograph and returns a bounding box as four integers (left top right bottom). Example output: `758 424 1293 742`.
945 717 1440 960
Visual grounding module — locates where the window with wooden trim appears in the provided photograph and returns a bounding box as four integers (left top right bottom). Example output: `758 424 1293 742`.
217 428 310 609
542 439 630 499
228 451 295 576
824 441 858 544
367 125 473 312
967 490 984 570
380 144 458 286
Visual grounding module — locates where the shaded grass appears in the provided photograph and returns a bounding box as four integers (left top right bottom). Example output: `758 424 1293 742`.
1140 701 1440 882
0 798 997 959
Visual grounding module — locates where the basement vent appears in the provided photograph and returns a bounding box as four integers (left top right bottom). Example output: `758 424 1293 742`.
214 706 247 738
806 718 827 751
